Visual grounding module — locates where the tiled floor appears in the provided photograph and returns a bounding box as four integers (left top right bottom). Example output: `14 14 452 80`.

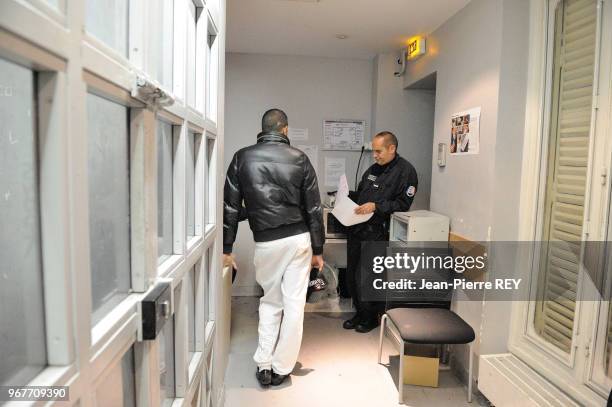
224 296 483 407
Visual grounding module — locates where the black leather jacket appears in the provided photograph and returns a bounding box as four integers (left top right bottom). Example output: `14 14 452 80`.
223 131 325 255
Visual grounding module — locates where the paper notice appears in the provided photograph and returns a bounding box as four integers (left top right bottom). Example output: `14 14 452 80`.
296 145 318 172
325 157 345 187
288 127 309 142
331 195 373 226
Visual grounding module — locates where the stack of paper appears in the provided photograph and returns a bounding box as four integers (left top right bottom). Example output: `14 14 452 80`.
331 174 372 226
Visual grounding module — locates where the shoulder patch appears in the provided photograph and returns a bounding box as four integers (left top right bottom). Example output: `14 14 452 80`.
406 185 416 197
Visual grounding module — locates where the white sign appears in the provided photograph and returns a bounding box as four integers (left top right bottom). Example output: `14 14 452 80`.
325 157 346 187
323 119 365 151
449 107 480 155
296 144 318 173
288 127 309 142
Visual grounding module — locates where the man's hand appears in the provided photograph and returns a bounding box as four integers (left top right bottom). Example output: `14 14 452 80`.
354 202 376 215
223 253 238 270
311 255 324 272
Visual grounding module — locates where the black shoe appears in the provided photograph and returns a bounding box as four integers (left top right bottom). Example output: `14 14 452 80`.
355 318 379 333
271 371 289 386
256 367 272 386
343 313 361 330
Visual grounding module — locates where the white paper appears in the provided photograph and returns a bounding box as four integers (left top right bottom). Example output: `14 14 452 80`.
449 107 480 155
325 157 346 187
288 127 309 142
331 195 373 226
296 144 318 172
323 119 365 151
336 174 349 198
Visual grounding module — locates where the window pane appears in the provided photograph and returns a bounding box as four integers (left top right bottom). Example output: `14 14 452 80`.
157 120 174 263
87 93 131 325
206 28 218 122
159 317 176 407
86 0 129 57
203 251 210 323
187 131 199 238
188 267 197 358
186 1 197 107
95 347 136 407
205 137 215 226
0 58 47 386
149 0 174 88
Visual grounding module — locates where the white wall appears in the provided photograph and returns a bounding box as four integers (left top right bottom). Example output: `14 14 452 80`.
224 53 373 294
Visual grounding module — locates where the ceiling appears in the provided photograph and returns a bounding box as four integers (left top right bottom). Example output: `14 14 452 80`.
227 0 471 59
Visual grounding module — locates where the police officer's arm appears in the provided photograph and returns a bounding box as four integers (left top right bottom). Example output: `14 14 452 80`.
301 154 325 255
375 168 418 215
223 152 242 255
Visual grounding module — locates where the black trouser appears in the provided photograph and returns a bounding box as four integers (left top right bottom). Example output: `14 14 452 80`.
346 229 386 322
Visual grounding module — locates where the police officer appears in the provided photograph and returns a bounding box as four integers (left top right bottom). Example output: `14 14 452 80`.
343 131 418 333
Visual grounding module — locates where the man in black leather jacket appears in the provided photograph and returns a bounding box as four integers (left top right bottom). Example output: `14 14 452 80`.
223 109 325 387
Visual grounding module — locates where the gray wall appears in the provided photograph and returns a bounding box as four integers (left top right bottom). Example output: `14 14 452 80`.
372 53 435 210
224 53 373 294
380 0 529 386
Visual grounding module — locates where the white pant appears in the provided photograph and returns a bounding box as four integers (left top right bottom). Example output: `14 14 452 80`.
252 232 312 375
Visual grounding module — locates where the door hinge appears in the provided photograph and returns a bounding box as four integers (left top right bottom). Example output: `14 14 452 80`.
593 94 600 110
601 167 608 186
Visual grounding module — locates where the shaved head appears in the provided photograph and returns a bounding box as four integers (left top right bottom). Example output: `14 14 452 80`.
374 131 398 148
262 109 288 133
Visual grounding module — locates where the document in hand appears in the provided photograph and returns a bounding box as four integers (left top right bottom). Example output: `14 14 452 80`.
331 195 373 227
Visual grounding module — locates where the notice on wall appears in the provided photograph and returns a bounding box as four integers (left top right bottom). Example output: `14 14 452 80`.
449 107 480 155
296 144 318 173
325 157 346 187
323 119 365 151
288 127 309 142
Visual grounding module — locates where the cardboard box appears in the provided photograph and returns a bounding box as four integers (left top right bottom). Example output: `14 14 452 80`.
403 344 440 387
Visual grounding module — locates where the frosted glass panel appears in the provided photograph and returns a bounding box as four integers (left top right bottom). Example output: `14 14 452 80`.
0 58 47 386
188 267 196 358
157 120 174 263
95 347 136 407
148 0 174 88
159 317 176 407
205 137 215 226
186 131 199 238
86 0 129 56
87 93 131 326
206 28 218 122
186 1 197 107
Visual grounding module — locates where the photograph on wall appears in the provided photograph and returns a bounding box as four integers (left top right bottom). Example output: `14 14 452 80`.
449 107 480 155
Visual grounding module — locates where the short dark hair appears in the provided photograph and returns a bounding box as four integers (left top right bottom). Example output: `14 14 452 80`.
375 131 398 148
262 109 288 133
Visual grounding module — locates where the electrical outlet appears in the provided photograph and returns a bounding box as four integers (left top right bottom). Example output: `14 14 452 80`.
364 141 373 151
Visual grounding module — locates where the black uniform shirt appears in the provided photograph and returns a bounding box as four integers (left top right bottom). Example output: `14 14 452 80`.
355 153 418 234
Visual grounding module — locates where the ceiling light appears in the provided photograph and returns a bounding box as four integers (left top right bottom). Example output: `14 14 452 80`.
335 34 348 40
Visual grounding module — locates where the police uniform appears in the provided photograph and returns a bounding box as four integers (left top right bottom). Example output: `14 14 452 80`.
347 153 418 326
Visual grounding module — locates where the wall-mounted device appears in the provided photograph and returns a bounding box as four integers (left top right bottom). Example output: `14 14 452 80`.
139 282 172 340
438 143 446 167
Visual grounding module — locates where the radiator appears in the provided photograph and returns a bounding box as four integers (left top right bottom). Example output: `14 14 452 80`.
478 354 579 407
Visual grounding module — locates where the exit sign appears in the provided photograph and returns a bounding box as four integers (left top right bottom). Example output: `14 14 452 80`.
407 36 426 60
